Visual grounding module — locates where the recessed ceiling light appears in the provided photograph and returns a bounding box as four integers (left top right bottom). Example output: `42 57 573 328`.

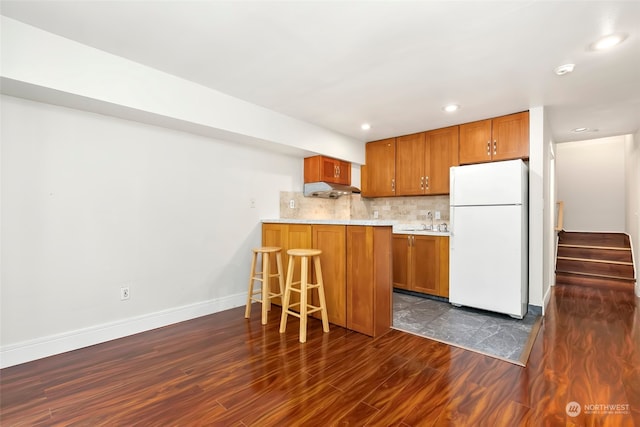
571 127 599 134
554 64 575 76
361 123 371 130
590 33 627 51
442 104 460 113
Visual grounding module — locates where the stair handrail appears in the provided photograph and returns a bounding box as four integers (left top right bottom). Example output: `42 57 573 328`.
555 201 564 232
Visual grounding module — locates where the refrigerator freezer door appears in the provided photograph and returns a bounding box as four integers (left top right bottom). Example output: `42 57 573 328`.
449 204 527 317
450 159 527 206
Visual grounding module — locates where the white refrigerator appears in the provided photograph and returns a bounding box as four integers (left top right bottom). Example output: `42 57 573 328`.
449 159 528 318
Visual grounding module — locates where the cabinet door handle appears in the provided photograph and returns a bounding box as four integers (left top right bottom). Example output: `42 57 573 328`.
487 140 491 156
420 176 424 190
493 140 497 155
425 176 429 189
391 178 395 192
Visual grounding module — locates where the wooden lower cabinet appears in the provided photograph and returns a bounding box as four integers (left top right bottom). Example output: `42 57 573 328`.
261 223 312 307
392 234 449 298
346 226 392 337
311 225 346 327
262 223 392 337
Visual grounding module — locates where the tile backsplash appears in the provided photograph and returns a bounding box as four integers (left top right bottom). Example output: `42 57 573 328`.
280 192 450 224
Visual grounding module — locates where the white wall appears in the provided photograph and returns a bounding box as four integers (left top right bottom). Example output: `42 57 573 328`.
541 109 556 310
556 136 627 232
0 95 302 366
624 132 640 297
528 107 546 309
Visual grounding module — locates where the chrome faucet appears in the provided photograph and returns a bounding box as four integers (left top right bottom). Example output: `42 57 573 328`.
427 211 434 230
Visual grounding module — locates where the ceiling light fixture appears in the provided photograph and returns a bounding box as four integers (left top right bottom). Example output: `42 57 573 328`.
361 123 371 130
572 127 589 133
554 63 575 76
590 33 627 51
442 104 460 113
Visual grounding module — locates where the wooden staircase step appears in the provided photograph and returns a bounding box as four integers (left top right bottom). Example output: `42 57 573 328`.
556 257 635 279
556 246 633 263
556 231 636 291
556 256 633 266
557 243 630 251
555 271 635 292
558 231 630 248
555 269 635 281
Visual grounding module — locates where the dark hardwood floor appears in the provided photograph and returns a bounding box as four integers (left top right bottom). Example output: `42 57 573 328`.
1 285 639 426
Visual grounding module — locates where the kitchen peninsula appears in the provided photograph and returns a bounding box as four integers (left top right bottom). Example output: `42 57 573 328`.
262 219 394 337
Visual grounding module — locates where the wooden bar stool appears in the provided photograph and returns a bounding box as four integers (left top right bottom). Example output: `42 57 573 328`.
245 247 284 325
279 248 329 343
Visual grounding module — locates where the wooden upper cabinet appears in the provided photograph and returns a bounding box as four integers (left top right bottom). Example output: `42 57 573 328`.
395 132 426 196
459 119 493 164
304 155 351 185
363 111 527 196
492 111 530 161
459 111 529 165
363 138 396 197
395 126 459 196
424 126 459 195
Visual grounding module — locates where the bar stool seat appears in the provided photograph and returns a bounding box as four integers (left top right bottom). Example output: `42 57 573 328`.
245 246 284 325
279 248 329 343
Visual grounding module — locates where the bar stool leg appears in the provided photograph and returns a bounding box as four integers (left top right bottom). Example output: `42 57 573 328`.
279 255 295 333
275 252 285 302
313 255 330 333
299 255 309 343
261 252 270 325
245 251 258 319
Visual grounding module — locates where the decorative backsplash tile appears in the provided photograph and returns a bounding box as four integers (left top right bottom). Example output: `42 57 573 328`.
279 191 351 220
280 192 450 225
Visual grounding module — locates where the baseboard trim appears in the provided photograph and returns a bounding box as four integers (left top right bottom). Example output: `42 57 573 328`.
543 285 553 315
0 293 246 369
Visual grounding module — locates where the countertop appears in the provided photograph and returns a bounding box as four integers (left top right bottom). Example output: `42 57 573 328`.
261 219 450 236
262 218 396 226
391 224 450 237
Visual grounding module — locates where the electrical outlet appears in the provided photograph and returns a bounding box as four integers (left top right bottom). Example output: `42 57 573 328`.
120 287 130 300
289 199 295 209
435 211 441 220
373 210 379 219
250 198 256 208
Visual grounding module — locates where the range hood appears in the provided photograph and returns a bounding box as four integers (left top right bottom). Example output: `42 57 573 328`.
303 182 361 198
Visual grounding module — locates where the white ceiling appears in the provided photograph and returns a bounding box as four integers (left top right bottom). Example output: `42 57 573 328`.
2 1 639 144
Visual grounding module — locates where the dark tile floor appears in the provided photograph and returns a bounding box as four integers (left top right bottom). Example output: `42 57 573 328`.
392 291 541 365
